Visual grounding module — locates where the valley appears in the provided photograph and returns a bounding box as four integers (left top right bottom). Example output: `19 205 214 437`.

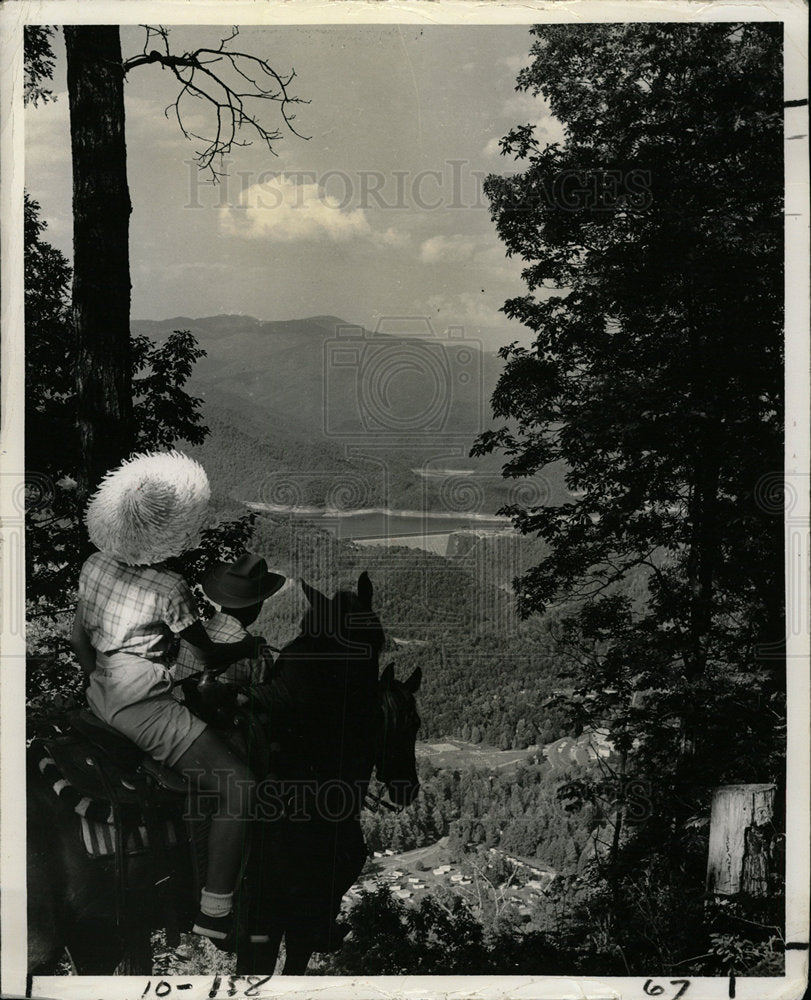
134 314 623 898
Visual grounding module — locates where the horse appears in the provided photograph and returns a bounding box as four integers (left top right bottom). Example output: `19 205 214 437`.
26 572 422 977
235 572 422 975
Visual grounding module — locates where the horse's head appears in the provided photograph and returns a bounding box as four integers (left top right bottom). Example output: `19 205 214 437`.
300 571 385 659
376 663 422 808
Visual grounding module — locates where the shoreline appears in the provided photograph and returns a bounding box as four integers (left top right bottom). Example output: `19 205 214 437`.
246 501 513 524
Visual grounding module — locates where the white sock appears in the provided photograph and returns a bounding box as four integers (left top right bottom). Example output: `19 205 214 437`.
200 888 233 918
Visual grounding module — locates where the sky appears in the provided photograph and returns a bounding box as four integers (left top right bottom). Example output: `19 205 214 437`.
26 24 565 349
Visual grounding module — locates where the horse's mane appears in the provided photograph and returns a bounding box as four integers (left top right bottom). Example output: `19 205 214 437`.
298 588 385 656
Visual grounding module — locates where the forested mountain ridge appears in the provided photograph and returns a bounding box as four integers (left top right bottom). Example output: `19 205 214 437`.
131 313 504 442
247 516 651 751
131 314 578 515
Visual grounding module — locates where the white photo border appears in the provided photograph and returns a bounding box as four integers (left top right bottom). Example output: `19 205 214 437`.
1 2 808 998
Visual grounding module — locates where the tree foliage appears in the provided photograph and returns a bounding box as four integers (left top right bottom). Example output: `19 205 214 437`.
475 22 784 679
475 21 785 782
24 26 56 106
472 21 786 969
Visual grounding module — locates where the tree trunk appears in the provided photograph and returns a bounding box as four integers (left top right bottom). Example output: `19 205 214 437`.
65 26 133 500
706 783 777 897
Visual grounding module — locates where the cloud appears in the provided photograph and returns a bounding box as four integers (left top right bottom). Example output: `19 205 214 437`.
500 91 567 147
502 89 543 121
501 54 527 75
376 227 411 249
419 234 477 265
219 176 409 249
483 136 503 158
220 177 371 242
25 93 70 170
473 242 525 283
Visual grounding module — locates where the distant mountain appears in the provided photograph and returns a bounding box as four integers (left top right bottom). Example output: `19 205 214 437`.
132 314 569 512
132 313 503 445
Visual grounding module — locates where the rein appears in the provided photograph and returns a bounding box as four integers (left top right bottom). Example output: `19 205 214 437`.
179 644 281 685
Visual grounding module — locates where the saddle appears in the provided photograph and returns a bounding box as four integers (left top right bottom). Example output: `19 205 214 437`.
68 709 188 796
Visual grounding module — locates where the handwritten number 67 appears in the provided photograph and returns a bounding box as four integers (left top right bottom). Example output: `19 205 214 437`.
644 980 690 1000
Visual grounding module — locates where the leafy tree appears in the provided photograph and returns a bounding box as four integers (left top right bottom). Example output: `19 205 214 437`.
24 26 57 106
24 195 214 608
474 21 786 970
475 22 784 679
24 195 254 726
476 21 785 800
322 887 488 975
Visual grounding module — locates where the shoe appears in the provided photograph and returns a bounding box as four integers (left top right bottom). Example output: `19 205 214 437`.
192 909 235 952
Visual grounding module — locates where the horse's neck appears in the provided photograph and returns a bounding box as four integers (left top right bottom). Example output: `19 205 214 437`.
274 634 378 687
265 636 377 791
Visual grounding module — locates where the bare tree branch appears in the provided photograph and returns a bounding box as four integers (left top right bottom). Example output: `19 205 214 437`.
123 25 309 181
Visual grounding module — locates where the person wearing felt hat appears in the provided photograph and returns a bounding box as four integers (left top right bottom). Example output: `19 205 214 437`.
173 553 286 689
69 450 266 950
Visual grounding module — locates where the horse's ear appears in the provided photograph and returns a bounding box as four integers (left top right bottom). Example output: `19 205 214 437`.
301 579 329 609
379 662 395 688
358 571 373 609
404 666 422 693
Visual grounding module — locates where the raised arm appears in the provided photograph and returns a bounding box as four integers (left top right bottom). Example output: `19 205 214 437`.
178 620 266 673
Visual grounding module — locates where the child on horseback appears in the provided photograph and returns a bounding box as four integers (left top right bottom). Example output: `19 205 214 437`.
69 451 266 949
172 552 285 689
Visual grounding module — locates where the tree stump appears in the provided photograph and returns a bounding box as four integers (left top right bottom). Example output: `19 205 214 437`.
706 783 778 897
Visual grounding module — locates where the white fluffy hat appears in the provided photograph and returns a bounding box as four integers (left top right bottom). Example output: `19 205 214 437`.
85 450 211 565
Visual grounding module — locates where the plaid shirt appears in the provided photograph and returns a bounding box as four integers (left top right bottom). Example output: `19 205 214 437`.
172 611 264 685
78 551 198 662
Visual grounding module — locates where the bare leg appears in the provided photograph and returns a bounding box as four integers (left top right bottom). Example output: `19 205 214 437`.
174 729 254 894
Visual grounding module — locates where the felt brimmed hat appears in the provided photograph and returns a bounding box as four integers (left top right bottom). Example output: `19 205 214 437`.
203 553 285 608
85 450 211 565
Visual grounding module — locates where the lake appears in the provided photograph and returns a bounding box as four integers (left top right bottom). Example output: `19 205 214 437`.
247 503 512 543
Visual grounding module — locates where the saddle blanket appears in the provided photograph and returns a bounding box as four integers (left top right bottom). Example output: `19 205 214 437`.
78 814 181 859
34 741 186 860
